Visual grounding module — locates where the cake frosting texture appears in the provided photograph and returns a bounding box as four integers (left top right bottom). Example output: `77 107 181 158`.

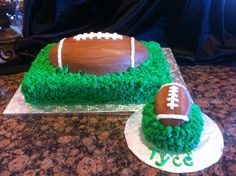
21 41 172 105
142 101 204 154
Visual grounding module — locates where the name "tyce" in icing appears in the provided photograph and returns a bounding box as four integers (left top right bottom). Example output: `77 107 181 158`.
149 148 194 167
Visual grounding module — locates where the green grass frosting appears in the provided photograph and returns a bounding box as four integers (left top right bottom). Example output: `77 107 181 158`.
21 41 172 105
142 101 204 154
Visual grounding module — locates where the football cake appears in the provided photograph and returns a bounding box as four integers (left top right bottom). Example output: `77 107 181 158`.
142 83 204 154
49 32 149 75
21 32 172 105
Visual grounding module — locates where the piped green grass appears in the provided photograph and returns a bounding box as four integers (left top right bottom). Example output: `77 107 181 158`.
21 41 172 105
142 101 204 154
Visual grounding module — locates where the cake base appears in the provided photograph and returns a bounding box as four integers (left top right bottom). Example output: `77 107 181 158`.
124 110 224 173
4 86 143 115
4 48 185 116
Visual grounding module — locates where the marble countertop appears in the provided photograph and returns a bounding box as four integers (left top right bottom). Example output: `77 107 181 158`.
0 66 235 176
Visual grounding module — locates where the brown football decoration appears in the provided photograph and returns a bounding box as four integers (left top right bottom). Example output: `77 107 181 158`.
155 83 192 126
49 32 149 75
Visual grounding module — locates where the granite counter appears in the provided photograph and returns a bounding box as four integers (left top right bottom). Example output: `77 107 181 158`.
0 66 235 176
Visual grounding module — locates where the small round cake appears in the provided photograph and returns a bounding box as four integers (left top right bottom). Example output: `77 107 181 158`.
142 83 204 154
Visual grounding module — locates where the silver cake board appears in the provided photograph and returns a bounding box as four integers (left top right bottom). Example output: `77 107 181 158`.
3 48 186 116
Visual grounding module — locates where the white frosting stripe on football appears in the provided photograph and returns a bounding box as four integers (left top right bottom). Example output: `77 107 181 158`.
157 114 189 122
57 38 66 68
160 82 193 104
73 32 123 41
130 37 135 68
167 85 179 110
160 82 189 92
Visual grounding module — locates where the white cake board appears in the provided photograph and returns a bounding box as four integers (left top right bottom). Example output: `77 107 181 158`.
124 110 224 173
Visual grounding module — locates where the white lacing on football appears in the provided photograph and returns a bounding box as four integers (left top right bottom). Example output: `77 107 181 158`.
57 38 66 68
167 85 179 110
73 32 123 41
157 114 189 122
130 37 135 68
160 82 187 91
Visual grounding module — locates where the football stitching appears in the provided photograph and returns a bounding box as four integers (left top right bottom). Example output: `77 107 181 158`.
167 85 179 110
73 32 123 41
56 32 136 71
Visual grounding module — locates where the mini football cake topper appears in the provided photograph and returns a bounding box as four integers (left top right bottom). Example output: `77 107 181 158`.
155 83 192 126
49 32 148 75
